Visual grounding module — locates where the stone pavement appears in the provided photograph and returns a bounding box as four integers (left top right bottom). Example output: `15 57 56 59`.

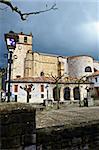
36 104 99 129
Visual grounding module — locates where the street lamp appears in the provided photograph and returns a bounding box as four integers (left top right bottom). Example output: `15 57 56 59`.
5 31 17 102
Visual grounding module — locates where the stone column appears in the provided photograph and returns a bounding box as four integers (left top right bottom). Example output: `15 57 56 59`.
70 87 74 102
79 86 84 102
60 86 64 102
49 85 53 100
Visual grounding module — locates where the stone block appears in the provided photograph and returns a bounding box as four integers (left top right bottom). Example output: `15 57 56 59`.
0 103 36 149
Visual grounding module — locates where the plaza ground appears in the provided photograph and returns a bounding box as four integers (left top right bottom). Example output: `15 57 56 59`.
36 101 99 129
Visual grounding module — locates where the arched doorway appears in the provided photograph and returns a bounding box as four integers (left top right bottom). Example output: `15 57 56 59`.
64 87 70 100
73 87 80 100
53 86 60 101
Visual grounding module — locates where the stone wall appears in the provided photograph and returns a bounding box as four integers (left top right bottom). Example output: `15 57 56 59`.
32 52 58 77
68 55 94 78
12 33 32 79
0 103 36 150
93 60 99 71
37 122 99 150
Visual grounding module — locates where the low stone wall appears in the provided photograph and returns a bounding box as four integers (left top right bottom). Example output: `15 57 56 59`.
37 122 99 150
0 103 36 150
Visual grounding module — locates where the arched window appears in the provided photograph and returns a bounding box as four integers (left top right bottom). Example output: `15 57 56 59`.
40 72 44 76
73 87 80 100
85 66 92 72
64 87 70 100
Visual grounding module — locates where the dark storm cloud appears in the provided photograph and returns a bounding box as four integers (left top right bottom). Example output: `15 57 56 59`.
0 0 99 67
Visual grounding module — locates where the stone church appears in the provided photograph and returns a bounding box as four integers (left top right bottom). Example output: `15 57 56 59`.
7 32 99 104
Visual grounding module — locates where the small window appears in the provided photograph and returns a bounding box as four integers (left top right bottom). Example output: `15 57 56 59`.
16 75 21 78
85 66 92 72
41 94 44 98
95 77 97 82
41 85 44 92
40 72 44 76
14 85 18 92
16 36 19 43
24 37 27 43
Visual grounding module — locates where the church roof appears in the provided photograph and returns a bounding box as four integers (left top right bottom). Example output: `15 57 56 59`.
11 76 91 84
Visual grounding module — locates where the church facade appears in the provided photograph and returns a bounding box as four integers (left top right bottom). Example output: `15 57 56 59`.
6 32 99 104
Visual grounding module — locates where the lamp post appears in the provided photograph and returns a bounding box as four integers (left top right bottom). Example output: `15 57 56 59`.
5 31 17 102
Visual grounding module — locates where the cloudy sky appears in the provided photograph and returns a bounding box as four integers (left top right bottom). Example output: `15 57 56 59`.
0 0 99 67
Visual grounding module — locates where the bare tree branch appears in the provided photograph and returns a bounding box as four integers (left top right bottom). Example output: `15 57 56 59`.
0 0 57 20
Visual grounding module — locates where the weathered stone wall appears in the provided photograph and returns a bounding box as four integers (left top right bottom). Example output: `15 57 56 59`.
0 103 36 150
93 60 99 71
24 50 33 77
32 52 58 77
12 33 32 79
68 55 94 78
37 122 99 150
58 56 68 77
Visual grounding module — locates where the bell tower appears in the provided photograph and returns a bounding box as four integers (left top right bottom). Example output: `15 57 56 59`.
12 32 33 79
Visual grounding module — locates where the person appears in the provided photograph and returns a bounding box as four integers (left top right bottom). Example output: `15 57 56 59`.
84 97 88 107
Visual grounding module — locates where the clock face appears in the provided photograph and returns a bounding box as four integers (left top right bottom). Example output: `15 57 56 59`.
18 45 22 50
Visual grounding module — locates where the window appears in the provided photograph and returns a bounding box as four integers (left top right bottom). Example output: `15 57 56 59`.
95 77 97 82
14 85 18 92
40 72 44 76
73 87 80 100
24 37 27 43
16 36 19 42
41 94 44 98
41 85 44 92
16 75 21 78
85 66 92 72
